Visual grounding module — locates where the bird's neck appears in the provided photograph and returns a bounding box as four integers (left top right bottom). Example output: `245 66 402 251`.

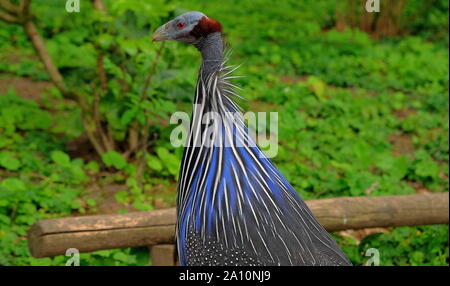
194 32 223 78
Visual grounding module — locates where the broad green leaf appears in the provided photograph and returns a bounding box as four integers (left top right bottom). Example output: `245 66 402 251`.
1 178 26 192
101 151 127 170
0 153 21 171
51 151 71 167
146 155 163 172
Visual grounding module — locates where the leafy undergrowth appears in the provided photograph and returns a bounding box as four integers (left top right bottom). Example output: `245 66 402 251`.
0 0 448 265
337 225 449 266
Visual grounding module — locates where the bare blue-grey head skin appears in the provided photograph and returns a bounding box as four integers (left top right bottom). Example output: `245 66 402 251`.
153 11 224 77
152 11 206 44
152 12 352 266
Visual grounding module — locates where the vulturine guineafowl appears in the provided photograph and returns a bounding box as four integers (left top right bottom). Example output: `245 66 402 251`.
152 11 351 266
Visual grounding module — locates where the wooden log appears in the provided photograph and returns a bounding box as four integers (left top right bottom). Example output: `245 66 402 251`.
28 193 449 258
150 244 176 266
308 192 449 231
28 208 176 258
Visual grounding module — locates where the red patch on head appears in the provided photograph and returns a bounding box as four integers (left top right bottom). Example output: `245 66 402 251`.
190 16 222 38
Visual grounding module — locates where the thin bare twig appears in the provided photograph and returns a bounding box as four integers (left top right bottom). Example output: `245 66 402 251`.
75 90 106 155
140 42 165 101
91 88 112 152
124 121 139 160
83 119 106 155
93 55 104 129
91 0 116 153
106 123 116 150
96 53 108 93
92 61 115 153
136 43 165 184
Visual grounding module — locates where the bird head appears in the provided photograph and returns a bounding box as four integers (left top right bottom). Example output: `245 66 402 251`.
152 11 222 44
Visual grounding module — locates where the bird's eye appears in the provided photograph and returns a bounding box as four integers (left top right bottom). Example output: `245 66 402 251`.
177 22 185 29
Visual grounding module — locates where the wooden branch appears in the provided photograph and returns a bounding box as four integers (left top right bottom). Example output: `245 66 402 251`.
83 118 106 155
91 90 113 152
93 54 116 151
27 193 449 258
0 0 21 15
124 121 139 160
91 0 107 12
96 54 108 93
22 20 67 94
0 0 77 101
1 0 67 96
0 9 18 23
20 0 32 16
90 0 117 154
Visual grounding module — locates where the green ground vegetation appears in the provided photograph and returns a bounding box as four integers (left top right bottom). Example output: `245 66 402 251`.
0 0 448 265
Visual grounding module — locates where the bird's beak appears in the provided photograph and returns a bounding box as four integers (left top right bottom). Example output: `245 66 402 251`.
152 24 170 42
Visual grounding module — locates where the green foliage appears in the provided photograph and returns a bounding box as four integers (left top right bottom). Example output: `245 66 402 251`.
334 226 450 266
0 0 448 266
75 247 150 266
403 0 449 42
101 151 127 170
0 152 21 171
152 147 181 179
361 226 449 266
